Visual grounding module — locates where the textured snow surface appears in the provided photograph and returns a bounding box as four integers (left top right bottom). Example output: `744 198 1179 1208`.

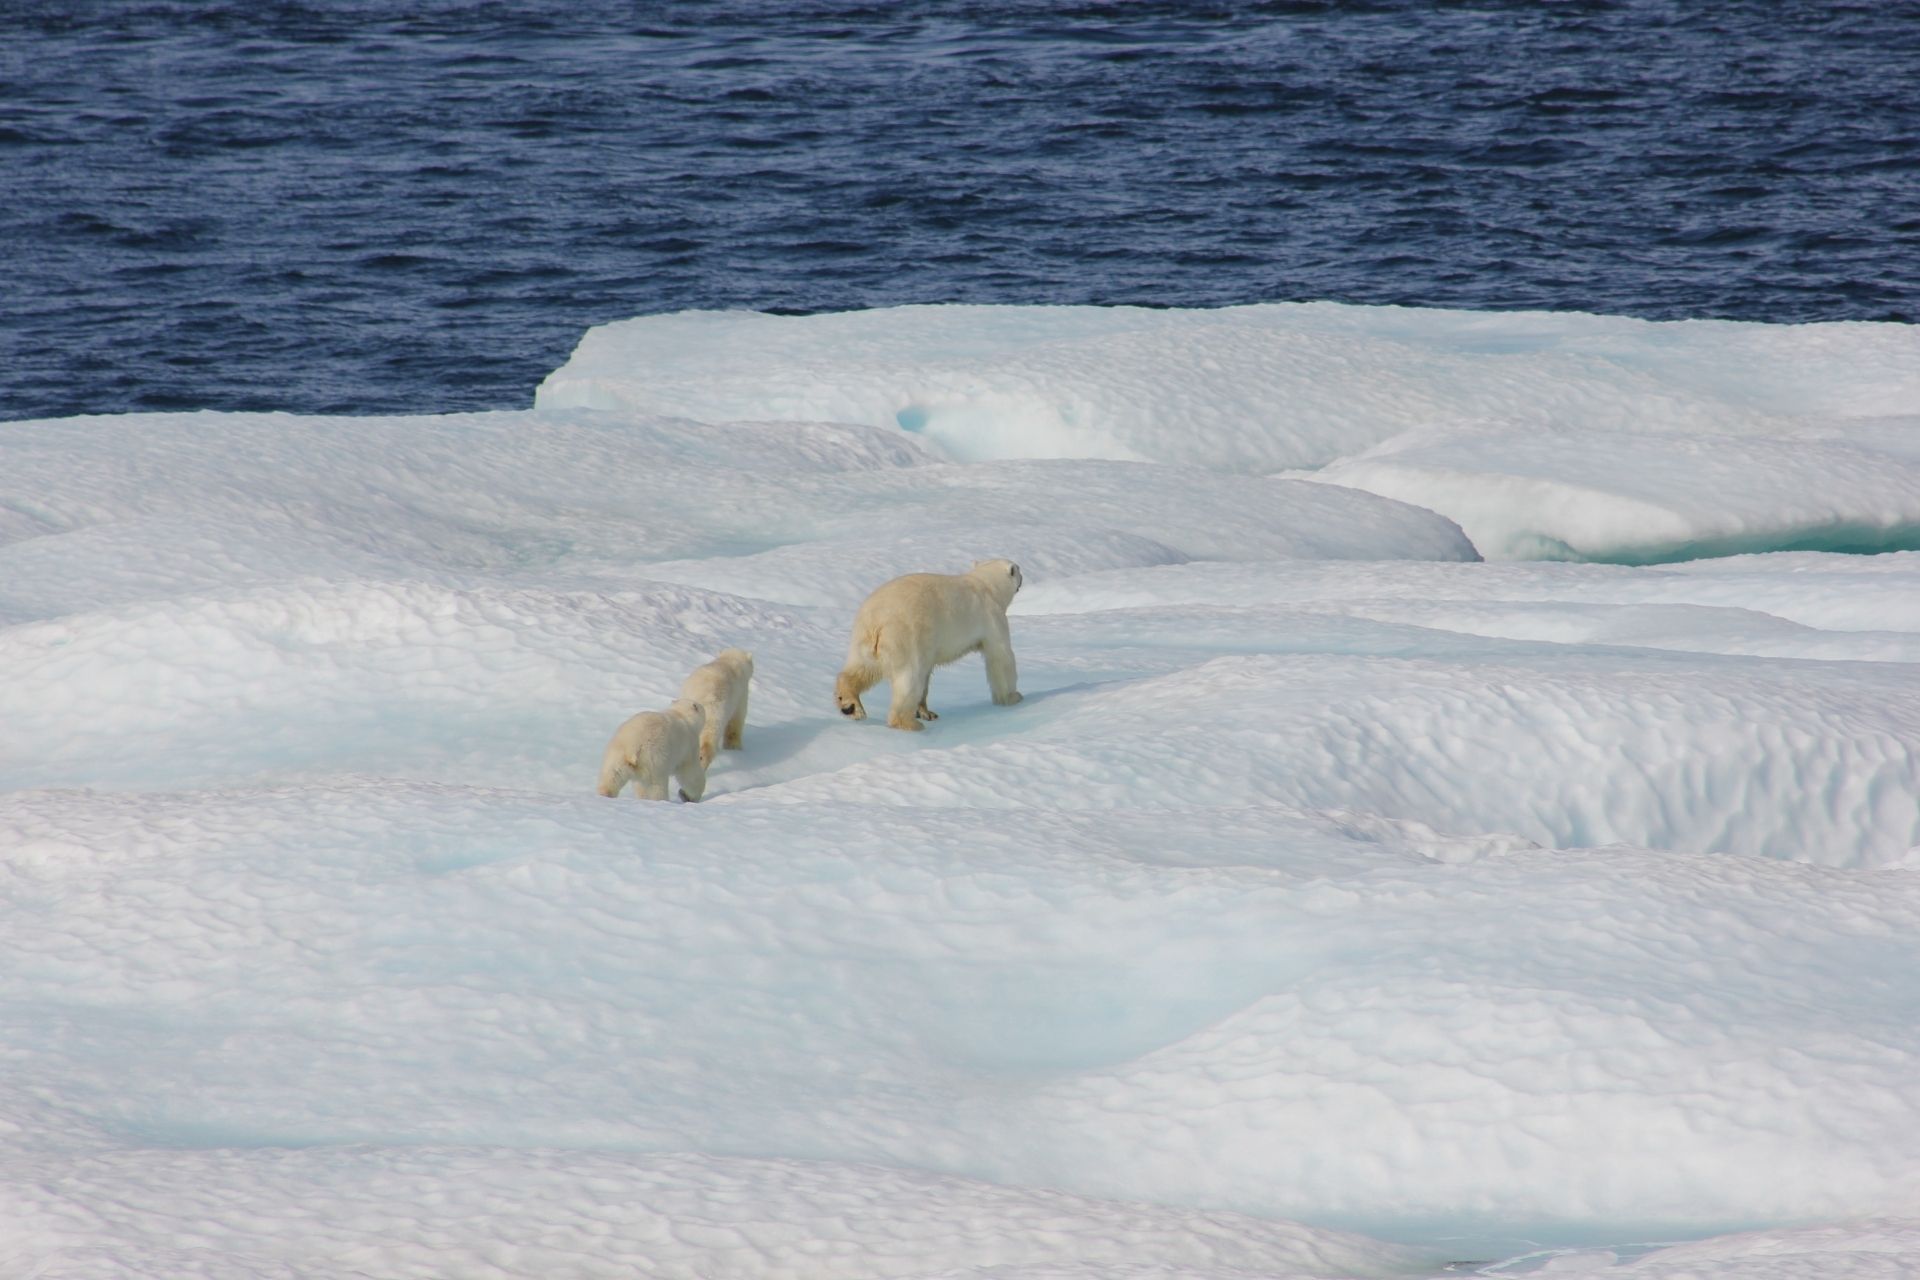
7 303 1920 1278
4 1149 1435 1280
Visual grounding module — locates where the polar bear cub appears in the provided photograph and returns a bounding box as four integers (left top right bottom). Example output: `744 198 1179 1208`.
597 698 708 801
680 647 753 766
834 558 1023 731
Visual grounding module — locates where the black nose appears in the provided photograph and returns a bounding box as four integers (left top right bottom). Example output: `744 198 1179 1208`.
840 704 855 715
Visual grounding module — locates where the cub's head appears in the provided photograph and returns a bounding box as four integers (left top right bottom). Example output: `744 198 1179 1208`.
969 558 1023 605
670 697 707 730
717 647 754 676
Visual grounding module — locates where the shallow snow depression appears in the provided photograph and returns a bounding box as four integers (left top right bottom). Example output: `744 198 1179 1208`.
5 302 1920 1279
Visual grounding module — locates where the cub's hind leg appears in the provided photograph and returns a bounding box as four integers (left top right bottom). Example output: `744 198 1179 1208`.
724 688 748 749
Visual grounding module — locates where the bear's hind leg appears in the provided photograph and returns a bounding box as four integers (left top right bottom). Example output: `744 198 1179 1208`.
887 666 930 731
597 758 630 798
835 663 873 720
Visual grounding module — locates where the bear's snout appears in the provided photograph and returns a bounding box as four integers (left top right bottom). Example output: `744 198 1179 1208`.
840 703 856 716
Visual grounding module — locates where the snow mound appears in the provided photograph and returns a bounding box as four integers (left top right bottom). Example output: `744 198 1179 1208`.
769 643 1920 867
1017 554 1920 653
1617 1220 1920 1279
1310 421 1920 563
0 411 1473 625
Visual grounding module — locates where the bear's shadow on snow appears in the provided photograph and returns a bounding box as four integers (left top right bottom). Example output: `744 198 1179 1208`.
706 679 1113 790
865 677 1110 738
707 679 1110 796
909 678 1115 728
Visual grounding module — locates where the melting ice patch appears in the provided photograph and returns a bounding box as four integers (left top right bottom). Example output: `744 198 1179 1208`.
6 302 1920 1277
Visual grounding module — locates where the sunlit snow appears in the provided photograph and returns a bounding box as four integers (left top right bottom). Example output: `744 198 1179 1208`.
5 303 1920 1278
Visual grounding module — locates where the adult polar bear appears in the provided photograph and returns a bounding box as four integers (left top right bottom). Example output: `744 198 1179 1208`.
835 559 1024 731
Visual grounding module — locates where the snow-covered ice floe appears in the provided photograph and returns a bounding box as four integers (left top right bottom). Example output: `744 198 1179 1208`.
5 302 1920 1278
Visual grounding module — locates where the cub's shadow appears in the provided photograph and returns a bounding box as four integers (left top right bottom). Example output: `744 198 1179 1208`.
718 718 836 771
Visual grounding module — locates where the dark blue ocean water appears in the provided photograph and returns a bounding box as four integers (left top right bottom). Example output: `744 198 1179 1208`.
3 1 1917 422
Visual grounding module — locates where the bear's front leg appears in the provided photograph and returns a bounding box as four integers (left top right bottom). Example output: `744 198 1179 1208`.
983 633 1022 706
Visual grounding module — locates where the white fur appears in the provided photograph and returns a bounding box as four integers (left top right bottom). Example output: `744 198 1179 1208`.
679 647 754 767
834 559 1023 731
597 698 708 801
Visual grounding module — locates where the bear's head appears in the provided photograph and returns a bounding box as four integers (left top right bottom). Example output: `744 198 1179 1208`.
670 697 707 731
969 558 1023 606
